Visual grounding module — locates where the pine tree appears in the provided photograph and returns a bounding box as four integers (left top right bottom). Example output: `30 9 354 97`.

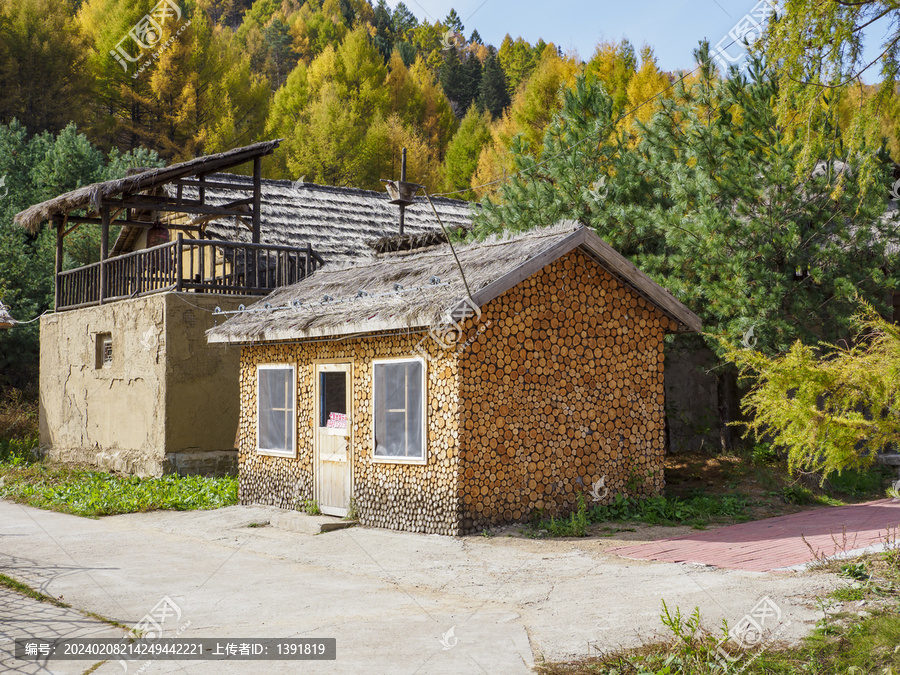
477 45 899 358
263 18 299 89
391 2 418 40
463 53 482 113
372 0 393 61
439 46 468 115
444 9 463 34
477 49 510 119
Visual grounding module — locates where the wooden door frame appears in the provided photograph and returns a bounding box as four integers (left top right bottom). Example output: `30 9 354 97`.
312 359 353 516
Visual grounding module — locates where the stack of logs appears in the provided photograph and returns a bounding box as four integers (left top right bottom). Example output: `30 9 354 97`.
456 249 672 533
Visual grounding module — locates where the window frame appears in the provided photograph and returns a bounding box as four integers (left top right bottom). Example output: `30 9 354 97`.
256 363 297 458
95 332 113 370
371 356 428 465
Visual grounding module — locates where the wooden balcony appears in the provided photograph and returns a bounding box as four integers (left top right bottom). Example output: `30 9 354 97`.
55 236 324 311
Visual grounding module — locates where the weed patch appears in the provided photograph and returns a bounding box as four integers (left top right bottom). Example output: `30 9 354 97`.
0 463 238 517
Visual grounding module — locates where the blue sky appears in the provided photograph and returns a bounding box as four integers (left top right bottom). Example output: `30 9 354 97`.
387 0 889 81
387 0 776 70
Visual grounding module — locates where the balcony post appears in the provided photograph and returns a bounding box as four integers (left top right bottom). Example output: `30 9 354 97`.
176 233 184 293
99 206 109 305
252 157 261 244
54 218 63 310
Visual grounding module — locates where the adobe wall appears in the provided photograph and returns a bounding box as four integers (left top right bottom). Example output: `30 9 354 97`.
39 293 250 476
40 294 169 475
237 335 461 534
456 249 673 532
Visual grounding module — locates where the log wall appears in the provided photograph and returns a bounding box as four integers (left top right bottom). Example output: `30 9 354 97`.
456 249 673 532
238 335 462 534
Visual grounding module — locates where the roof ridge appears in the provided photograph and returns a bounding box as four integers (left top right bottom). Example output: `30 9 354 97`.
202 172 475 206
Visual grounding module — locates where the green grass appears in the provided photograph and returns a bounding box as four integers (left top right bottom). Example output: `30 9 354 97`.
0 461 238 517
0 394 237 518
535 605 900 675
531 491 751 536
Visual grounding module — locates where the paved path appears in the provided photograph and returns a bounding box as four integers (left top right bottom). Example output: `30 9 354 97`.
0 588 127 675
612 498 900 572
0 502 842 674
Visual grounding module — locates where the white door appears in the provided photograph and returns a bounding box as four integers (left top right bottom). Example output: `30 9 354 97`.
314 362 352 517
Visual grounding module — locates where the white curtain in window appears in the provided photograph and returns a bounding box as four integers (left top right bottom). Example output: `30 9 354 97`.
374 361 423 458
259 368 293 452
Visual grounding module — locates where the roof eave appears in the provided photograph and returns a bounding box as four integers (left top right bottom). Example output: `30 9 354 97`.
208 316 431 345
13 139 283 233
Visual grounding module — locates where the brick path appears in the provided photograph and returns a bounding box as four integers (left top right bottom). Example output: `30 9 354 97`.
611 499 900 572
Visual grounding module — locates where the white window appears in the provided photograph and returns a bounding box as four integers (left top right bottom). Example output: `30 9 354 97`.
257 365 295 457
373 358 426 462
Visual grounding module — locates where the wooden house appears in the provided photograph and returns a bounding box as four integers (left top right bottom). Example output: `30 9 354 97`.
207 222 701 534
14 140 472 476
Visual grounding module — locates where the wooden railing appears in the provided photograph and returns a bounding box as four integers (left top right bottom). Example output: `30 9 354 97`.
56 236 323 311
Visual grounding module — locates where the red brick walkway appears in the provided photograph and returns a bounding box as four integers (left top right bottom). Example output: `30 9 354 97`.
611 499 900 572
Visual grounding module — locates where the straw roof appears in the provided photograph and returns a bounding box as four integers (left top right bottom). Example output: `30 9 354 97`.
109 173 474 262
13 141 282 233
0 301 17 329
207 221 702 344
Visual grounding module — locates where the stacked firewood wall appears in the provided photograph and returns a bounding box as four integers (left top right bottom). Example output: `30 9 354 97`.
456 250 673 533
237 335 461 534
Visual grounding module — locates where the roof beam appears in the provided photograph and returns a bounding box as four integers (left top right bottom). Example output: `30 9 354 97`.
64 216 158 228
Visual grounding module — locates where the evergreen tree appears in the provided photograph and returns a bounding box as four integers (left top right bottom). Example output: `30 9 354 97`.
263 17 299 89
463 53 482 113
477 45 899 358
0 121 162 392
439 46 468 115
476 49 510 119
444 9 463 34
372 0 394 61
391 2 418 39
469 29 482 45
395 41 416 67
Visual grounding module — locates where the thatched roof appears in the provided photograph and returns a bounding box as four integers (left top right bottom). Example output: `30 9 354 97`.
110 173 474 262
207 221 702 344
13 141 282 233
0 301 16 329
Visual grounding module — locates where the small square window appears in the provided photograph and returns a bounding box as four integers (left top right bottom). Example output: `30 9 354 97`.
95 333 112 369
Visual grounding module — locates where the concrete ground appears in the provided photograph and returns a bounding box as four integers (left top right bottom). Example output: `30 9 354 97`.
0 501 845 674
